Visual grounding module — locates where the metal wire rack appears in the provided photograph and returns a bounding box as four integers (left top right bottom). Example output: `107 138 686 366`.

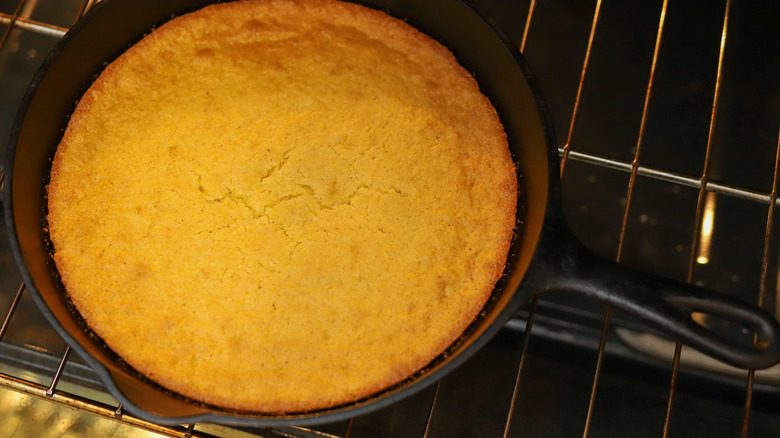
1 0 779 436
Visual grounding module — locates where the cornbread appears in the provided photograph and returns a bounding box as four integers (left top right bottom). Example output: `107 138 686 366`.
47 0 517 413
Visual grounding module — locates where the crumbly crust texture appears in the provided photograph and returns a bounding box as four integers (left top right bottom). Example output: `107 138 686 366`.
48 0 517 413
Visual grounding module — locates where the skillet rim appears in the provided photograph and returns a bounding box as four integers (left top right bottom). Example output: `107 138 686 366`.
2 0 559 426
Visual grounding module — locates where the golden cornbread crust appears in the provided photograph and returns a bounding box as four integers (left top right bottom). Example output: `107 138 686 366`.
48 0 517 413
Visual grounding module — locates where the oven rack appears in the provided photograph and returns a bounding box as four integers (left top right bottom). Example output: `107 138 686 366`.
1 0 779 436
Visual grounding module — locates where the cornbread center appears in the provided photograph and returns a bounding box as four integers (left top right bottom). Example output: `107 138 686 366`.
48 0 517 413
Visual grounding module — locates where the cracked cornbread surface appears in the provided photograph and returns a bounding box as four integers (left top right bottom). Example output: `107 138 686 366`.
47 0 517 413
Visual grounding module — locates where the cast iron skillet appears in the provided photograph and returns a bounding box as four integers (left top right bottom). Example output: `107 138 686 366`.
5 0 780 427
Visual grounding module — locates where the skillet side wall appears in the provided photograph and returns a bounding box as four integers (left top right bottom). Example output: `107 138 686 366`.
3 0 555 425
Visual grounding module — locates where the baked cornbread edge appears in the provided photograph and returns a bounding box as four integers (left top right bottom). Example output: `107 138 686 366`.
48 0 518 414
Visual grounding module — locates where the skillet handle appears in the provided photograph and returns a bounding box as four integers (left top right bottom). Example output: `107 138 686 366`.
533 238 780 370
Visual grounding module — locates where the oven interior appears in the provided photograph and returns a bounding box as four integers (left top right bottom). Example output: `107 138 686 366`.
0 0 779 436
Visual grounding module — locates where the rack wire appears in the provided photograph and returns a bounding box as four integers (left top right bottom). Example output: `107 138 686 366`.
0 0 778 436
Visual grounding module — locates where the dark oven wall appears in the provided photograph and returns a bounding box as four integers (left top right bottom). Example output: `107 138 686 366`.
0 0 779 437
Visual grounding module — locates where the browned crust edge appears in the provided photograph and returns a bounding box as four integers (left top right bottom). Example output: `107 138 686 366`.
47 0 518 414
